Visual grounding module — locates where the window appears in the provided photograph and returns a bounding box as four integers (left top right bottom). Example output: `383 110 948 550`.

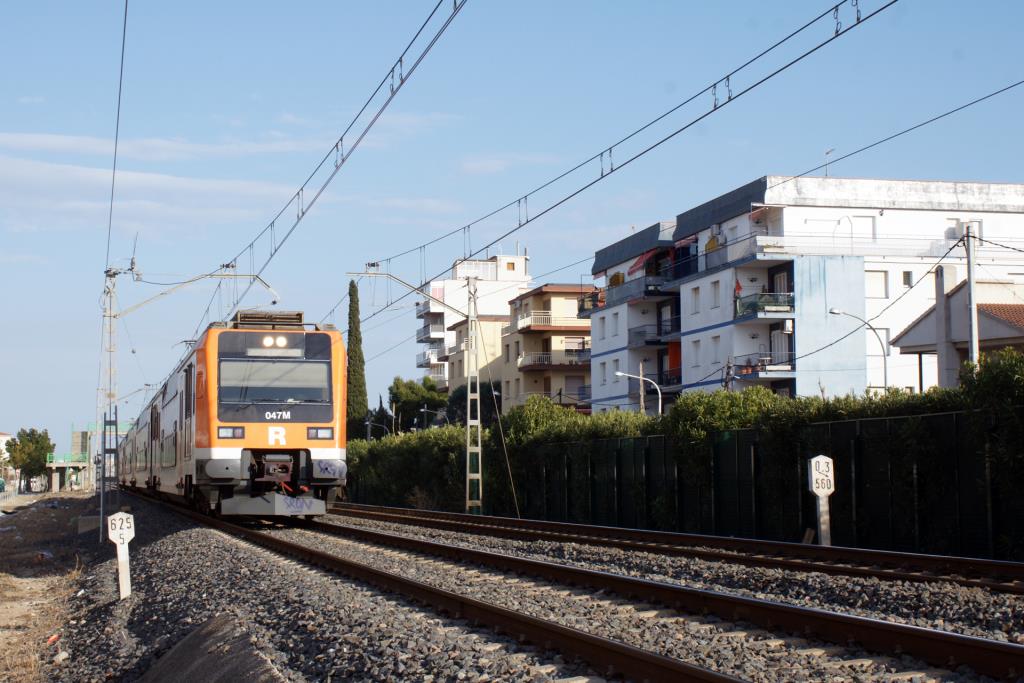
598 316 607 340
219 360 330 403
711 335 721 364
612 359 620 381
505 381 510 398
865 270 889 299
691 339 701 366
691 286 700 314
612 312 620 336
506 261 516 271
867 328 891 356
514 378 520 396
711 281 720 308
599 362 607 385
504 344 510 362
902 271 913 287
514 340 520 358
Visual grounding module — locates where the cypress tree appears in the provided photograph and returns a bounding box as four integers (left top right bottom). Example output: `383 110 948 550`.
346 279 369 427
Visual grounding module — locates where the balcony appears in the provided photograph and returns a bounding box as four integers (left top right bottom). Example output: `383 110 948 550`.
627 369 683 396
506 311 589 334
415 323 445 342
734 292 795 319
577 291 604 316
627 324 663 348
576 384 592 401
603 275 671 309
415 347 442 368
415 299 445 318
426 373 448 390
517 349 591 370
731 351 796 376
658 315 681 336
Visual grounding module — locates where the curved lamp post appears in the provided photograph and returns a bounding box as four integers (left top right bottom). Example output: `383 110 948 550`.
419 405 451 425
829 308 888 392
615 370 662 414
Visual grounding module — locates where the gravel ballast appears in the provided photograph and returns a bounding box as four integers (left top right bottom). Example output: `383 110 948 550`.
326 513 1024 645
268 524 990 683
45 496 594 682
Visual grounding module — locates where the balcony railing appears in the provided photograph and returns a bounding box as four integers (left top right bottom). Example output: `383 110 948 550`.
604 275 670 308
506 311 589 333
731 351 796 374
627 324 661 347
415 348 441 367
426 373 448 388
578 291 604 315
658 315 681 336
627 369 683 395
415 323 445 342
735 292 795 318
576 384 592 401
517 349 591 368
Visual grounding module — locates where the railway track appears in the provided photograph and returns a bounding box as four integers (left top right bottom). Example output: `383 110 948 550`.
122 490 736 682
331 502 1024 595
124 490 1023 681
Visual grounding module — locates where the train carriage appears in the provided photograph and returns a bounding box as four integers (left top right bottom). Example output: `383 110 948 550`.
118 311 347 516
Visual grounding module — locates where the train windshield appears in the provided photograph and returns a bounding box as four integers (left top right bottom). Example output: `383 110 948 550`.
219 360 330 404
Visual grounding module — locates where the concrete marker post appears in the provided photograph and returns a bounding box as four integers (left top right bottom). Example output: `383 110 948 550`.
807 454 835 546
106 511 135 599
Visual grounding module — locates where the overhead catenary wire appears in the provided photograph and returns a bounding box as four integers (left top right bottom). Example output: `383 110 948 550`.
768 78 1024 191
103 0 129 270
353 0 900 330
369 0 864 267
186 0 468 341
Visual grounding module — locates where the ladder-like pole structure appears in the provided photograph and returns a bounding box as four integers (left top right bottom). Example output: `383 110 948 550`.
350 268 482 513
464 277 482 514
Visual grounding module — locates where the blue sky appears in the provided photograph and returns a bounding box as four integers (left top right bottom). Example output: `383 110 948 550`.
2 0 1022 452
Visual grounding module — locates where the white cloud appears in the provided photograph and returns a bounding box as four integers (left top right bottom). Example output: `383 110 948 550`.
0 132 327 162
16 96 45 105
460 153 561 175
278 112 315 127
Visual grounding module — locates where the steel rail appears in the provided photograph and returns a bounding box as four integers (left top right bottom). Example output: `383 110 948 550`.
331 502 1024 595
122 490 737 683
308 516 1024 680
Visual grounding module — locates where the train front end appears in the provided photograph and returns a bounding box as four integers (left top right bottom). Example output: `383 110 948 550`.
195 316 346 517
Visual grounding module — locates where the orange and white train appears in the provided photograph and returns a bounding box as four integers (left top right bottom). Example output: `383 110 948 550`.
118 311 347 516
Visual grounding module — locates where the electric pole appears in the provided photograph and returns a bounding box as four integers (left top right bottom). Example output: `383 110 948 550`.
350 268 483 514
964 221 980 365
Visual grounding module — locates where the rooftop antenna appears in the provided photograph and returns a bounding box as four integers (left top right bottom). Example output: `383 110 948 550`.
824 148 835 177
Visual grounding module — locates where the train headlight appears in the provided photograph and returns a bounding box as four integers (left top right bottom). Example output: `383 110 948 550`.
262 336 274 347
307 427 333 440
275 336 287 347
218 426 245 438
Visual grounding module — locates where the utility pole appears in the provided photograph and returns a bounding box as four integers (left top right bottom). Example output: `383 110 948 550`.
637 360 645 414
964 221 980 365
724 359 735 391
350 268 483 514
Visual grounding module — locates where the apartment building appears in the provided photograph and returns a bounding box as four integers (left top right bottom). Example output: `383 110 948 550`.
500 284 593 412
586 176 1024 407
583 222 682 413
442 315 508 393
415 254 532 390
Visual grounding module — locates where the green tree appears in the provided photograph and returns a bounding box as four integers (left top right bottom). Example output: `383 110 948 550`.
6 428 54 493
389 376 447 432
445 382 501 428
346 279 369 438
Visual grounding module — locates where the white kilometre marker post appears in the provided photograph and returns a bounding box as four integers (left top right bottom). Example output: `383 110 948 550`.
807 455 835 546
107 511 135 599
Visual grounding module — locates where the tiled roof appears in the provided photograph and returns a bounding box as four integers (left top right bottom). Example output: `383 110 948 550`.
979 303 1024 330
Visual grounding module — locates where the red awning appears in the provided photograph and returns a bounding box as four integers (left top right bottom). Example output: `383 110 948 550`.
674 236 697 248
627 249 657 275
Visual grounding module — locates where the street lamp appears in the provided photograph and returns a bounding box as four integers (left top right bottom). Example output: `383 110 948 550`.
829 308 888 392
364 419 391 440
419 405 450 425
615 370 662 414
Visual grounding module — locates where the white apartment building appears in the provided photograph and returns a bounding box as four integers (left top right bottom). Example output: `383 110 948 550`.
587 176 1024 408
585 222 680 413
415 254 532 390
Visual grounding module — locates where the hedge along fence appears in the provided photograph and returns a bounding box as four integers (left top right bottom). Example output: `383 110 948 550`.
347 350 1024 558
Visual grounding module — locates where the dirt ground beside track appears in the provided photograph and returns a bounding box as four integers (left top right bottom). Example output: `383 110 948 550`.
0 493 96 682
